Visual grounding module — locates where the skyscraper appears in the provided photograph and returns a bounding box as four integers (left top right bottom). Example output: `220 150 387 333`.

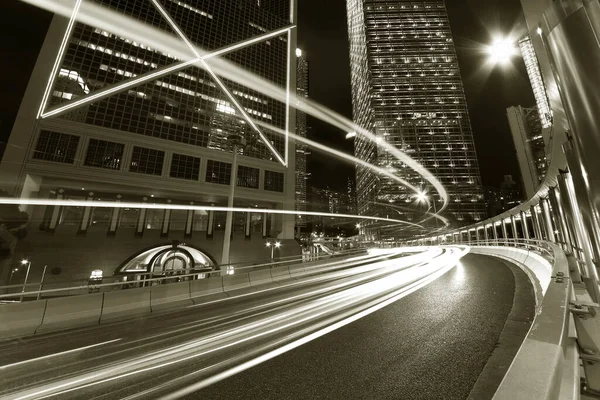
295 48 309 232
0 0 298 281
507 105 548 199
346 0 486 236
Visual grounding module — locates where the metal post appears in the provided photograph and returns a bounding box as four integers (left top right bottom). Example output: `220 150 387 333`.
37 265 47 301
530 205 541 240
521 211 530 240
541 198 556 243
549 186 572 252
492 221 498 245
221 142 239 272
501 218 508 244
510 215 518 243
20 262 31 302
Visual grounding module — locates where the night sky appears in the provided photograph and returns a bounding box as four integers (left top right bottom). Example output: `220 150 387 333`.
2 0 535 193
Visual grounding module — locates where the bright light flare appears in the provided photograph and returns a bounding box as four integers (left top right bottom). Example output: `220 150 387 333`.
486 37 517 65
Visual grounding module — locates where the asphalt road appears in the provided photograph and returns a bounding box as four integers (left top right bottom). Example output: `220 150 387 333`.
0 249 532 400
196 253 530 400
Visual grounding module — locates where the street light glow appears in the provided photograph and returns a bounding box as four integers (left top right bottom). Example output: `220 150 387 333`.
21 259 29 265
275 242 281 248
265 242 271 247
486 36 517 65
416 191 428 203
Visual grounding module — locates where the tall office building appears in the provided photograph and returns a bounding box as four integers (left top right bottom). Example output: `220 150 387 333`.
507 105 548 199
346 0 486 237
518 35 552 130
0 0 298 282
295 48 309 231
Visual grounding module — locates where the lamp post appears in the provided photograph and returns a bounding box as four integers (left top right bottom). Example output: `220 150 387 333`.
266 241 281 260
20 259 31 302
221 134 245 274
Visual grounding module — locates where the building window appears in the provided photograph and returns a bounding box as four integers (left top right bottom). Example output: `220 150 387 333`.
237 165 259 189
205 160 231 185
129 146 164 175
33 130 79 164
84 139 124 170
264 170 284 192
170 153 200 180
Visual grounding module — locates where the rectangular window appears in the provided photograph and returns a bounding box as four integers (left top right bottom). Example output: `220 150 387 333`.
33 130 79 164
237 165 259 189
84 138 124 170
205 160 231 185
264 170 284 192
129 146 164 175
170 153 200 180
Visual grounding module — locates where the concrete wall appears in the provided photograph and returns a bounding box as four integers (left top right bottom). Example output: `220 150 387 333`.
6 226 301 286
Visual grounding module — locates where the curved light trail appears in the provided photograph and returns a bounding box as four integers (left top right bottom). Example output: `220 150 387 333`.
19 0 450 230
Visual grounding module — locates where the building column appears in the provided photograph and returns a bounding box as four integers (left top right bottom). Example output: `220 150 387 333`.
492 222 498 243
161 200 172 237
77 191 95 235
262 211 269 238
475 227 480 243
135 197 147 236
108 194 121 235
530 205 542 240
245 212 251 240
521 211 530 240
185 202 194 238
501 218 508 241
541 198 556 243
206 206 214 239
48 189 65 232
548 187 571 251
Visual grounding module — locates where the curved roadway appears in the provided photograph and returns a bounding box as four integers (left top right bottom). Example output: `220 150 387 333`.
0 249 533 399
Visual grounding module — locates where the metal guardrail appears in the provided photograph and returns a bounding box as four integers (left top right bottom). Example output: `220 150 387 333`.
461 238 598 400
0 249 367 300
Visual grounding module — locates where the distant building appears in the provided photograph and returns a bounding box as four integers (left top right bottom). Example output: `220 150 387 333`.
309 187 356 216
295 48 309 231
346 0 486 238
0 0 299 283
518 35 552 129
484 175 524 217
507 105 548 199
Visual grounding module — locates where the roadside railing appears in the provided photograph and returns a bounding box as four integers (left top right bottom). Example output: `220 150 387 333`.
0 248 367 301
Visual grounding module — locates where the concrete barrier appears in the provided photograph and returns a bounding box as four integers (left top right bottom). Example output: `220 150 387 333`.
38 293 103 333
0 300 47 339
222 273 251 292
289 264 306 278
249 269 274 286
190 277 225 304
150 281 193 311
270 266 291 281
101 287 152 321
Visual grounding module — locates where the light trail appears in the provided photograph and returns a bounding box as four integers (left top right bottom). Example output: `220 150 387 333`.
20 0 450 219
0 197 423 228
3 247 468 399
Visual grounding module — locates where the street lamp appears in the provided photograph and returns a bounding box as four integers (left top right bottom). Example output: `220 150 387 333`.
265 241 281 260
486 36 518 65
20 259 31 302
415 191 438 229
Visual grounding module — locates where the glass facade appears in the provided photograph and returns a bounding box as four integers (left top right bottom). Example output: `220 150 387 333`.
129 146 165 175
84 138 124 170
519 35 552 129
237 165 260 189
347 0 486 236
46 0 291 165
265 170 284 192
205 159 232 185
170 153 201 180
33 131 80 164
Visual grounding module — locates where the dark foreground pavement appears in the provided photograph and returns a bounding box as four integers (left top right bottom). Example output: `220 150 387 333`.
196 253 534 400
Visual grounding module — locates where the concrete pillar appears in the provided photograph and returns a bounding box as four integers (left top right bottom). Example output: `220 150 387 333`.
48 189 64 232
475 227 480 243
135 197 147 236
108 194 121 235
262 211 268 238
493 222 498 243
549 187 572 251
185 203 194 238
530 205 542 240
207 207 214 239
77 191 94 235
521 211 530 240
245 212 251 240
484 224 489 244
501 218 508 241
162 200 172 237
541 198 556 243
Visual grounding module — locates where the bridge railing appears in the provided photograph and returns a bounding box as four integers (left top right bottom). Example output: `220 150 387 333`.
0 248 367 301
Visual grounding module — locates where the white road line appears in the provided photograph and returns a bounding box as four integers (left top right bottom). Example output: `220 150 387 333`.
0 339 122 369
